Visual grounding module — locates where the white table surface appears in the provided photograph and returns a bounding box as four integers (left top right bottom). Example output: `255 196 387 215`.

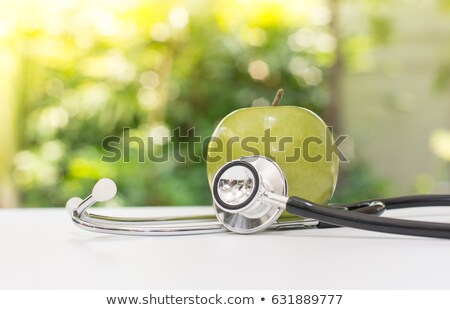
1 206 450 290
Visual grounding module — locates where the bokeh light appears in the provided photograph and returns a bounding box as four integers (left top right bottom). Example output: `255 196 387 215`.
0 0 449 208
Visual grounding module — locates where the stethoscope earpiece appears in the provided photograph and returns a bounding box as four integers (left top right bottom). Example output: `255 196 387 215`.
91 178 117 202
66 178 117 217
65 197 83 215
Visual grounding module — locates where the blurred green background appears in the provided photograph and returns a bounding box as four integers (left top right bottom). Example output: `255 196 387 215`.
0 0 449 208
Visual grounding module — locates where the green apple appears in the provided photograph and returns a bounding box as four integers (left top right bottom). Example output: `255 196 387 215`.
206 91 339 214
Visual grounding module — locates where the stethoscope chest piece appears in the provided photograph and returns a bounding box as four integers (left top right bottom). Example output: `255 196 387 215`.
212 156 288 234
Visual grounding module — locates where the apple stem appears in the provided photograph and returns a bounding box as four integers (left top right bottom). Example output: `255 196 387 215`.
271 89 284 106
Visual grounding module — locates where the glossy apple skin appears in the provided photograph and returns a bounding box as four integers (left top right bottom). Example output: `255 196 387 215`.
206 106 339 211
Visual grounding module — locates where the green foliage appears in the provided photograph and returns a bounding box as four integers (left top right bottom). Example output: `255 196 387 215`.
1 0 395 207
331 163 394 204
4 1 325 207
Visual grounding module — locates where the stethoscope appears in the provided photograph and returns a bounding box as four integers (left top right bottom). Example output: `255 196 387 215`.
67 155 450 239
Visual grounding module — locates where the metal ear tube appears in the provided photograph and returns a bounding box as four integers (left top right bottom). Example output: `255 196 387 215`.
66 179 227 236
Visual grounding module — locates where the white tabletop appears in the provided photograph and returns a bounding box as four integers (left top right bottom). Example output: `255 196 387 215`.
1 206 450 290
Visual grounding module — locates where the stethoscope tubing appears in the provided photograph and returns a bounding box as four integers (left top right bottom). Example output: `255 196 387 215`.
67 172 450 238
72 212 227 236
286 195 450 239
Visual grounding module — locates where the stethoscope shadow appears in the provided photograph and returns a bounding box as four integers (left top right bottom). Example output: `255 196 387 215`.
264 230 445 241
67 228 447 244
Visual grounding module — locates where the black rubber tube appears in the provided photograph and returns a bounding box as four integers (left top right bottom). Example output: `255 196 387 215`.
350 195 450 210
316 201 385 229
287 195 450 239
